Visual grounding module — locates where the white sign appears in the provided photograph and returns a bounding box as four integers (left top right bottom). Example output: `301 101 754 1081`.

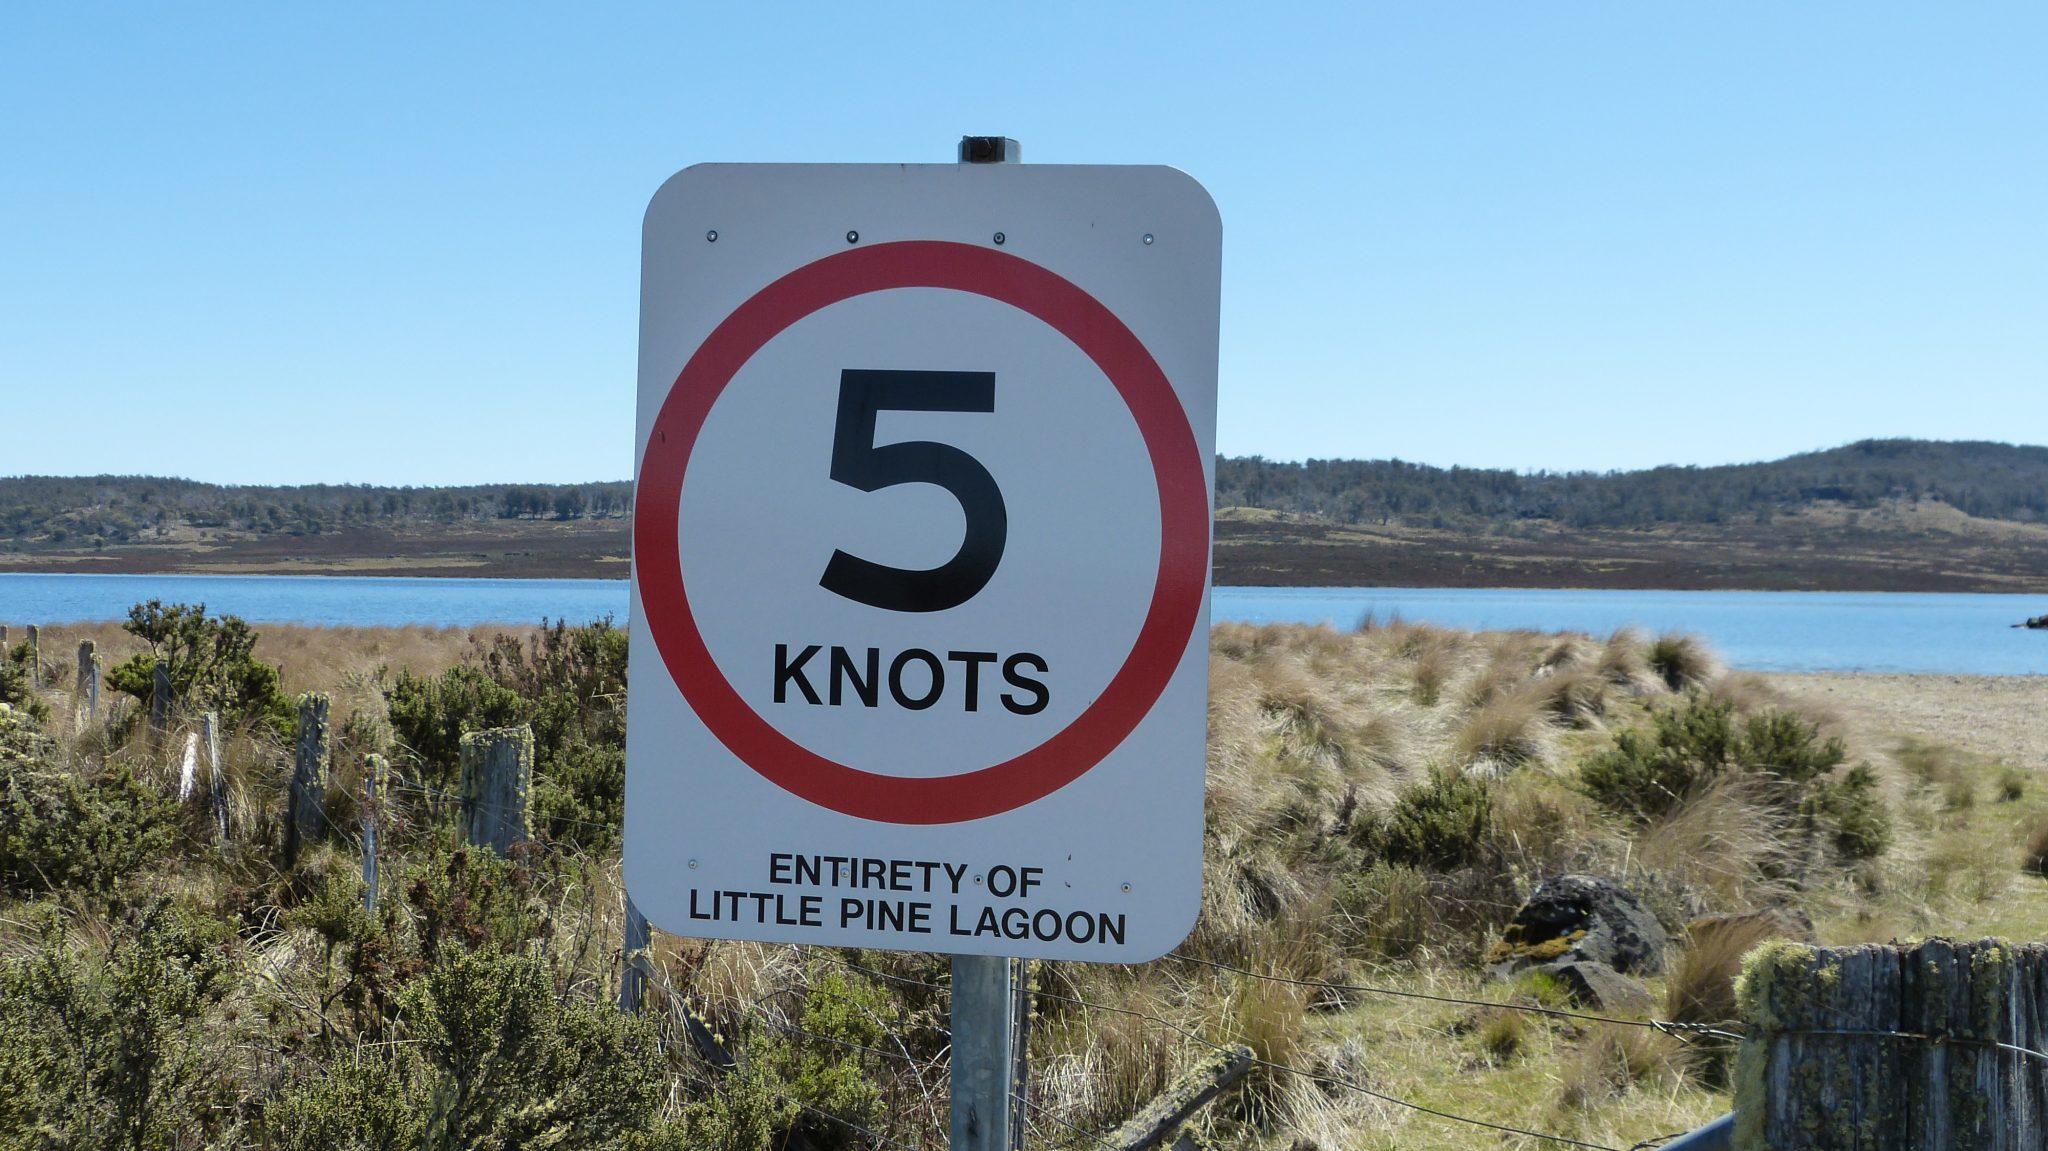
626 163 1220 962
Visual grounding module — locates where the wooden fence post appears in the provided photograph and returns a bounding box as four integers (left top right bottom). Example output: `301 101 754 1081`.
151 661 173 735
76 640 99 725
1736 938 2048 1150
25 625 39 686
459 725 532 857
204 711 228 844
285 693 330 866
362 754 386 912
1 624 9 647
1106 1045 1255 1151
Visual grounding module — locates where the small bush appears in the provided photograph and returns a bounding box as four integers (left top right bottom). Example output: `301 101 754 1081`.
384 664 528 788
1739 710 1846 785
1374 769 1493 870
384 619 628 848
1579 695 1737 820
374 948 666 1149
0 759 179 897
0 643 50 723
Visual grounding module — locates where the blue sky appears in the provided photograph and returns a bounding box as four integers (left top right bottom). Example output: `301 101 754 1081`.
3 3 2042 485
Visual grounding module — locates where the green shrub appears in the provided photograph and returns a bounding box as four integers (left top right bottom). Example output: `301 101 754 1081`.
1579 695 1736 820
1583 693 1890 869
104 600 292 732
265 1052 426 1151
402 948 666 1149
269 947 665 1150
0 701 55 769
1738 710 1846 785
1 759 178 897
1581 694 1847 820
403 846 553 964
0 643 49 723
384 664 528 789
1374 768 1494 870
1800 763 1892 860
669 969 898 1151
384 619 628 849
0 901 237 1151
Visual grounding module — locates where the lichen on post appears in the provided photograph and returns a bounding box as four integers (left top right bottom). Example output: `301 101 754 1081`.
285 692 330 866
459 724 533 858
75 640 97 725
1734 938 2048 1150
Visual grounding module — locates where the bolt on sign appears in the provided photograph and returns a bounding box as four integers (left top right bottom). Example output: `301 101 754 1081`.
627 163 1220 962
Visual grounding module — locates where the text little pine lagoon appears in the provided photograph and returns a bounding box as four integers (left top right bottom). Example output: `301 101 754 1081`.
681 851 1128 947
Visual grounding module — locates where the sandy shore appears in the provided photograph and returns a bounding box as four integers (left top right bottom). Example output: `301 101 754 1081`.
1764 672 2048 773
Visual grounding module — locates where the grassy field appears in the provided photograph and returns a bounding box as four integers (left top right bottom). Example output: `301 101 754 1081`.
2 617 2045 1149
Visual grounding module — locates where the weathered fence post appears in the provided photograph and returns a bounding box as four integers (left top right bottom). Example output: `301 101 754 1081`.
1736 938 2048 1150
25 625 40 686
178 730 200 800
459 725 532 857
1 624 9 647
75 640 98 725
151 661 173 735
204 711 228 844
1106 1045 1255 1151
620 894 651 1013
362 754 386 912
285 693 330 866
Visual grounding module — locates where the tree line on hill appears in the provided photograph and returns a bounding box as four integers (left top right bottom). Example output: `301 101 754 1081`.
0 476 634 547
1216 438 2048 530
3 439 2044 549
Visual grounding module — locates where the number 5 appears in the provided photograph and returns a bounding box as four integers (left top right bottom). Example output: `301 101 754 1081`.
820 369 1008 613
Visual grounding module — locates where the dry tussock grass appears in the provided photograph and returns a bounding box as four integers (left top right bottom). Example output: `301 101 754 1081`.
1633 775 1799 911
1597 628 1659 693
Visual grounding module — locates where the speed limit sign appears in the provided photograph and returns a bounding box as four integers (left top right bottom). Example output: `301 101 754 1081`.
625 163 1220 962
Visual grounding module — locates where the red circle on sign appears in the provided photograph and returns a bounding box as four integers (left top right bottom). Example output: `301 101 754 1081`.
636 240 1208 824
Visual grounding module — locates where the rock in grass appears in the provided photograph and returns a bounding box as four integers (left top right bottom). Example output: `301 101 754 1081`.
1486 873 1668 978
1550 959 1654 1015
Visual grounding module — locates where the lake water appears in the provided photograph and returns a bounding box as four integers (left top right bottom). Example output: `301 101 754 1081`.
1 572 2043 675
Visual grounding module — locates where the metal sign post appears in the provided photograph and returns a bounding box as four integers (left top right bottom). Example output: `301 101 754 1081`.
949 137 1023 1151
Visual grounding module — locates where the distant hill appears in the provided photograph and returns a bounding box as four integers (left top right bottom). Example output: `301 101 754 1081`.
1216 439 2048 530
0 476 634 547
3 440 2046 591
